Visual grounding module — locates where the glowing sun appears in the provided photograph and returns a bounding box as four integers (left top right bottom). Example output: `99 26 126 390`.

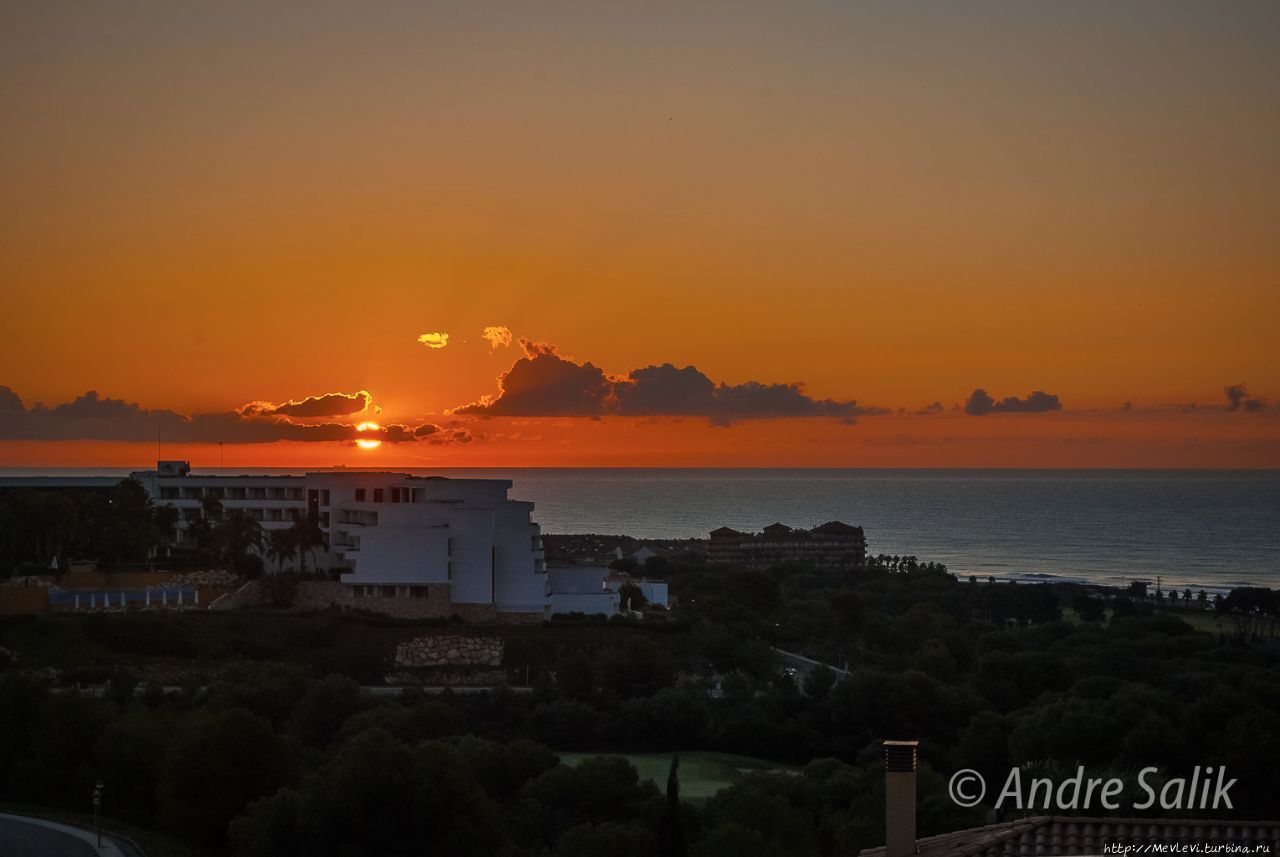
355 421 382 450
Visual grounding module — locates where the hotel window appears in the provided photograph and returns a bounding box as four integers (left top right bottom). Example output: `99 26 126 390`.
321 490 330 506
355 488 366 502
373 488 384 503
381 586 396 598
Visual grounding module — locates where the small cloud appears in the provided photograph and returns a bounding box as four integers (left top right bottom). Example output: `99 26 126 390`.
965 388 1062 416
1224 383 1268 413
417 332 450 349
482 326 513 350
412 423 474 444
239 390 371 418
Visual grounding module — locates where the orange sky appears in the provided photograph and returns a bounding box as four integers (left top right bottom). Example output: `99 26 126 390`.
1 3 1277 467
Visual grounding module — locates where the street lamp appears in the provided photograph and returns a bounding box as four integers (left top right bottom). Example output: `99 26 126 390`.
92 780 103 849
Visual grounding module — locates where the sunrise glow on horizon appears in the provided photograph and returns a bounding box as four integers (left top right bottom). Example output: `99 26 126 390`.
2 2 1277 468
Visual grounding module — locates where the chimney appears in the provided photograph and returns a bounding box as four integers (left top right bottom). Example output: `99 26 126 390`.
884 740 918 857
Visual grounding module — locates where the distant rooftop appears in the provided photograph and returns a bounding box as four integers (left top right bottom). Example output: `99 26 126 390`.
858 816 1280 857
710 521 863 538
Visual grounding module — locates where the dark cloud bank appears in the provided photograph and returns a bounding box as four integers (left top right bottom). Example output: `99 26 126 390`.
0 387 471 445
964 389 1063 416
454 340 887 425
1223 384 1269 413
239 390 371 418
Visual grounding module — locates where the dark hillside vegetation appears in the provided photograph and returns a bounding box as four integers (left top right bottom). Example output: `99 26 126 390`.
2 558 1277 855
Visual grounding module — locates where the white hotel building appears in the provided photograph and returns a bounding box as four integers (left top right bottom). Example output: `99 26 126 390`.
131 461 549 615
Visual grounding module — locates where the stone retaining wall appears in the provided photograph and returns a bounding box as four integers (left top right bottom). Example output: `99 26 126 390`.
393 635 503 667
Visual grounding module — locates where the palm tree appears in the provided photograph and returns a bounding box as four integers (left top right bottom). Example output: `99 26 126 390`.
290 518 327 576
189 495 225 564
151 504 180 559
266 527 298 574
217 509 264 575
200 495 224 522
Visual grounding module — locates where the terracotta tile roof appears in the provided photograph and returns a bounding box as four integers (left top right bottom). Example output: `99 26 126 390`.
859 816 1280 857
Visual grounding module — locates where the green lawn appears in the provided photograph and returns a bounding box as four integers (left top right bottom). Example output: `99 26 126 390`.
1153 608 1227 634
555 751 796 804
1061 605 1227 635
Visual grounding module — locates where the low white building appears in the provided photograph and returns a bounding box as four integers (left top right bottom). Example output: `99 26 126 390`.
130 461 547 614
543 565 670 615
608 578 668 609
545 565 620 616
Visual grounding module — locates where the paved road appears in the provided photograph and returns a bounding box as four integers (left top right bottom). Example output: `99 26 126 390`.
774 647 851 686
0 813 130 857
69 684 533 698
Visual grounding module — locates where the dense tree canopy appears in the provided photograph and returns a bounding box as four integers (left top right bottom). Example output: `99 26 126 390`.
0 550 1276 854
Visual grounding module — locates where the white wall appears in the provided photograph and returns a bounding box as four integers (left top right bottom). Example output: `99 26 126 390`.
493 502 545 613
447 507 496 604
548 590 619 616
547 566 612 594
346 523 449 585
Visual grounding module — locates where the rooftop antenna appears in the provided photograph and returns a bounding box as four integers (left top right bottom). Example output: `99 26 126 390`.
157 425 161 466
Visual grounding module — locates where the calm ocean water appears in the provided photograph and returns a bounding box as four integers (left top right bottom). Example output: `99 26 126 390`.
5 468 1277 592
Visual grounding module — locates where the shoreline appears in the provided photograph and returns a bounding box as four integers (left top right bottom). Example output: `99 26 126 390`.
944 569 1261 598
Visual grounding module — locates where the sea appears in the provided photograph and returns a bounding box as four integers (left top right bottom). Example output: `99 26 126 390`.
4 468 1277 593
